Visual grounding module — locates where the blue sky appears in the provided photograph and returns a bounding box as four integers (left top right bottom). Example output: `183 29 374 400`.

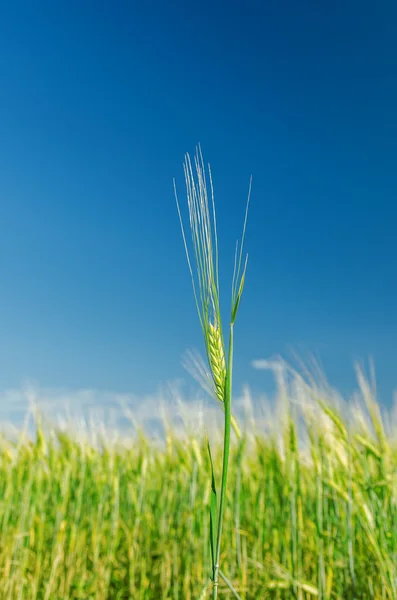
0 1 396 408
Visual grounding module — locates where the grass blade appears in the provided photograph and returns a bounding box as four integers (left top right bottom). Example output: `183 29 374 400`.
219 569 243 600
207 437 218 581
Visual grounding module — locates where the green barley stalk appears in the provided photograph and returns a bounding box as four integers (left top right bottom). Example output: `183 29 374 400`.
174 146 251 599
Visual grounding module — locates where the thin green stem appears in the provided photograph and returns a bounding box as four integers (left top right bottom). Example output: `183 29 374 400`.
213 323 234 600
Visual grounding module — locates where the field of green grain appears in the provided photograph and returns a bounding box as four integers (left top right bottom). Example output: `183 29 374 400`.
0 363 396 599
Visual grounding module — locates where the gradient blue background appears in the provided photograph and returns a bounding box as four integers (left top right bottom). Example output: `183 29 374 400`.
0 1 396 403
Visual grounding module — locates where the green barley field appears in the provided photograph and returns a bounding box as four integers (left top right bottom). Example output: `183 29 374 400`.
0 362 396 599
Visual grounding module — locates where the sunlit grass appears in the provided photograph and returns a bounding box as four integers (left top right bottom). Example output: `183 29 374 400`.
0 364 396 598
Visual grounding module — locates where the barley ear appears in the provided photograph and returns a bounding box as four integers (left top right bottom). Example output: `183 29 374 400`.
207 322 226 403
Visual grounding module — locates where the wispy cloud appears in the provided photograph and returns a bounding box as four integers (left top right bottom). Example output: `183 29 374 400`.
2 357 393 446
0 375 275 445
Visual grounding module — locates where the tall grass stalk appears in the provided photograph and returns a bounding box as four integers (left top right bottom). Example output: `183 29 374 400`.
174 147 250 598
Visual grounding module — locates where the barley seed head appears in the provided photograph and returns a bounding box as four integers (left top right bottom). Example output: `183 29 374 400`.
207 321 226 403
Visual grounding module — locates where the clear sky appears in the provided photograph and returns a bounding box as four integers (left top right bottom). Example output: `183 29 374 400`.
0 1 396 410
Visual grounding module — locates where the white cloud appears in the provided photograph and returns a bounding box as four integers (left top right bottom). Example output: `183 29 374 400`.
251 359 270 370
0 375 276 446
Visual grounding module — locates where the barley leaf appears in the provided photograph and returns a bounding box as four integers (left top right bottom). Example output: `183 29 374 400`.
207 437 217 580
219 569 243 599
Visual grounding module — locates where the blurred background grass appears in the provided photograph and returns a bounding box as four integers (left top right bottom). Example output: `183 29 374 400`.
0 361 396 599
